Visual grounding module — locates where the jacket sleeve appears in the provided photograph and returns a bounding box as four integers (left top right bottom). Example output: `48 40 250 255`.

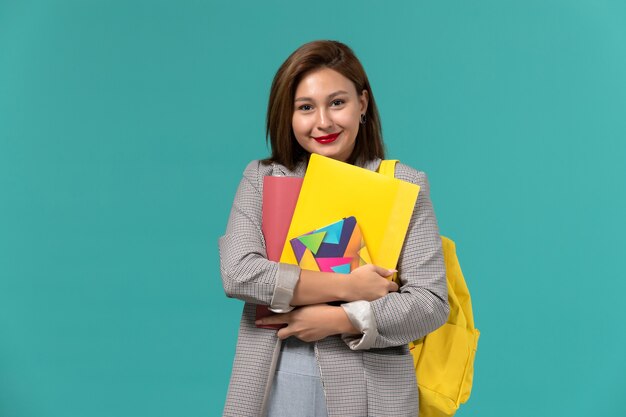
341 168 449 350
218 160 301 311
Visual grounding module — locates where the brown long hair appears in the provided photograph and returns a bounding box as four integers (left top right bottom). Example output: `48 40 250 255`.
262 40 385 170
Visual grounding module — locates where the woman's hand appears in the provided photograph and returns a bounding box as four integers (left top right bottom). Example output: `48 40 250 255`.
255 304 359 342
291 265 399 307
345 264 399 302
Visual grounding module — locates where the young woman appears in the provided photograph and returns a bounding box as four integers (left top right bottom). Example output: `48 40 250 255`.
219 40 449 417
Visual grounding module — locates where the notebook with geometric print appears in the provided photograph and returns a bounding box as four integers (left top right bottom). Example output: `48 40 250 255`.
289 216 371 274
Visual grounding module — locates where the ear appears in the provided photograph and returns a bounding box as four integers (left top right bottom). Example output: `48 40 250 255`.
359 89 369 114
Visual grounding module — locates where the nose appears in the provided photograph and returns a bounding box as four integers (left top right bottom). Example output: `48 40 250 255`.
316 108 333 130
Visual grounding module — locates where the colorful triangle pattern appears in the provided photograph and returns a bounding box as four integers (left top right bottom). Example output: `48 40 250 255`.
331 263 352 274
358 246 372 265
290 216 371 275
315 219 344 244
300 249 320 271
298 231 326 255
317 257 353 273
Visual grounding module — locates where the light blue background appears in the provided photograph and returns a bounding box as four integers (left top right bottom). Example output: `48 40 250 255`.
1 1 625 416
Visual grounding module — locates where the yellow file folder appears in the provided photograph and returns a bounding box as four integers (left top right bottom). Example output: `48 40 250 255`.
279 154 420 272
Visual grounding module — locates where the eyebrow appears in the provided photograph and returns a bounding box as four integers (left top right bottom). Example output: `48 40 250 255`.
294 90 350 102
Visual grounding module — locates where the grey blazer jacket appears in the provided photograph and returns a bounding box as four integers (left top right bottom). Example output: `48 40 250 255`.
218 157 449 417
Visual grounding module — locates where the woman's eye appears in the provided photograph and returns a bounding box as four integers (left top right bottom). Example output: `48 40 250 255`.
331 99 345 106
298 104 313 111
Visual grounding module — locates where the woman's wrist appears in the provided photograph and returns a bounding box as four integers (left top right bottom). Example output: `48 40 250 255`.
335 274 353 302
293 270 353 305
333 305 360 335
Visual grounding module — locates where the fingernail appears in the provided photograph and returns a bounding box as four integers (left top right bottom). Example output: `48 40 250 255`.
388 269 397 273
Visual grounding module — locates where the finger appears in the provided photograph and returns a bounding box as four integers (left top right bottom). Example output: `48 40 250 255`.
276 326 294 340
388 280 399 292
255 313 289 326
372 265 397 277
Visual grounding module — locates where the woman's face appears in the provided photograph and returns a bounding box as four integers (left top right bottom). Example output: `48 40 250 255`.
292 67 368 163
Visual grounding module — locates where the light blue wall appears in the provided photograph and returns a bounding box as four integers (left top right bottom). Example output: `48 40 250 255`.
1 1 625 416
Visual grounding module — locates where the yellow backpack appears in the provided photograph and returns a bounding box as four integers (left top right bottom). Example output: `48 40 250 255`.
378 160 480 417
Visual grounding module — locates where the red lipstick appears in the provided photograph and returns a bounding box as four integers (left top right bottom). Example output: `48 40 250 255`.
313 132 341 144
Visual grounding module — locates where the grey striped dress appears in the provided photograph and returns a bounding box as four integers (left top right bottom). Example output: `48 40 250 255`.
218 156 449 417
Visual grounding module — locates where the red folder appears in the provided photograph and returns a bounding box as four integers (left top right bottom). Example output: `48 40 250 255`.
256 176 303 329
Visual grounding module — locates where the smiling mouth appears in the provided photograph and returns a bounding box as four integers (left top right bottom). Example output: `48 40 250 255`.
313 132 341 144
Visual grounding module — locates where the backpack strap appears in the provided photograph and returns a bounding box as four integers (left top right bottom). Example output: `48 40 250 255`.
377 159 398 177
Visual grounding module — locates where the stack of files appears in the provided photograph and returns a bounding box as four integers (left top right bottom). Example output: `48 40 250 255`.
257 154 420 328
